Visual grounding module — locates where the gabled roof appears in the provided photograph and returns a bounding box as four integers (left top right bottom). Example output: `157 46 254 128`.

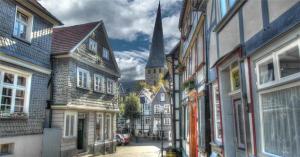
52 21 121 77
146 2 166 69
52 21 100 55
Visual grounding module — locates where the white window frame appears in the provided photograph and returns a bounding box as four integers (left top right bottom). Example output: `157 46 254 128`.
145 117 151 125
164 104 170 114
63 111 77 138
160 93 165 101
96 113 104 141
256 38 300 90
103 48 110 60
77 67 91 89
258 81 300 157
0 66 32 114
106 79 114 94
154 105 160 114
164 118 171 125
88 38 98 53
212 83 222 144
13 6 33 42
94 74 105 93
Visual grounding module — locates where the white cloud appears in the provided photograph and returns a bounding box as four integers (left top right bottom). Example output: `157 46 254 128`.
114 50 149 80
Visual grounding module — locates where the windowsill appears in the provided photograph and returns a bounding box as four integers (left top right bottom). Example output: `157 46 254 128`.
228 89 241 96
0 112 28 120
76 86 91 91
12 35 31 45
213 0 246 33
94 90 106 94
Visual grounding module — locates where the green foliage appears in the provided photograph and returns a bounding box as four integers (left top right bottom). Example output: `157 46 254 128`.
183 79 195 91
123 93 141 120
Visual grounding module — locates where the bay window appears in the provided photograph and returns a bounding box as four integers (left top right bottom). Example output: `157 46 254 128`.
255 38 300 157
96 113 103 141
77 67 90 89
64 111 77 137
0 68 31 114
94 74 105 93
212 84 222 144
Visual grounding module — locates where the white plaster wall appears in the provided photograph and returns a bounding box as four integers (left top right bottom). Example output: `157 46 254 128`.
219 14 241 57
268 0 298 23
0 134 43 157
209 32 218 68
243 0 263 41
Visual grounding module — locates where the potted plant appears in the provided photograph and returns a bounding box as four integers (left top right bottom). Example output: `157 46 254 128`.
182 79 195 91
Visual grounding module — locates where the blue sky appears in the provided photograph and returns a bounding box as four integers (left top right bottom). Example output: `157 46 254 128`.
40 0 182 80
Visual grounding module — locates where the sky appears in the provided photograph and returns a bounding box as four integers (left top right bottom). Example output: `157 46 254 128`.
39 0 182 80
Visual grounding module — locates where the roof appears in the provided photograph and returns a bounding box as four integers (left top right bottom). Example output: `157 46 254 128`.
120 80 145 94
146 2 166 69
52 21 100 55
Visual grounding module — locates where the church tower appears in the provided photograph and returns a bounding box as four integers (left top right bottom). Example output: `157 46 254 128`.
145 2 166 86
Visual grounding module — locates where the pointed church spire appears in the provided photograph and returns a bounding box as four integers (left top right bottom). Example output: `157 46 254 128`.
145 2 165 69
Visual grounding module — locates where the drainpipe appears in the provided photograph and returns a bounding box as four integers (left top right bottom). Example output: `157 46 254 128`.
47 57 54 128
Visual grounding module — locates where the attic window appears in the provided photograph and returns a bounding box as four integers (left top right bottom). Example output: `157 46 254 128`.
103 48 109 60
88 39 97 53
13 7 33 42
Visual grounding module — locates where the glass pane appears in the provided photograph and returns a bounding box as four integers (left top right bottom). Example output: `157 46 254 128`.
17 76 26 86
278 46 300 78
259 58 275 85
16 90 25 98
261 85 300 157
18 12 28 23
4 73 14 84
83 73 87 88
19 24 27 39
13 22 20 37
65 115 70 136
235 101 245 147
70 115 74 136
220 0 227 17
229 0 236 7
231 68 240 91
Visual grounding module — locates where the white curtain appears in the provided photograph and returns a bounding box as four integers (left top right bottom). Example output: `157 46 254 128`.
260 85 300 157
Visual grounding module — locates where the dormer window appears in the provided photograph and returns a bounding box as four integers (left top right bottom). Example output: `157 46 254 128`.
103 48 109 60
13 7 33 42
88 39 97 53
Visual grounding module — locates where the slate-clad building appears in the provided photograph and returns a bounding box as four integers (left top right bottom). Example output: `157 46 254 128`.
0 0 61 156
145 3 166 86
50 21 120 157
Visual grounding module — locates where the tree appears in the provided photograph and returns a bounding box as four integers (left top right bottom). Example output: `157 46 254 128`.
123 93 141 134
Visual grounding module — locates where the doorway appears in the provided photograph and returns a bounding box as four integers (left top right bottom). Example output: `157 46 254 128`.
77 118 85 151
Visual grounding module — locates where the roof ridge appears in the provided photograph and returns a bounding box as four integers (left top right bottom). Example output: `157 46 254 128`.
54 21 101 30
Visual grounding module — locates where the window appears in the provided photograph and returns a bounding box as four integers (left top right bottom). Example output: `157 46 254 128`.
212 84 222 143
77 67 90 89
105 114 111 140
0 68 31 114
13 7 33 41
164 118 171 125
230 62 240 91
94 74 105 93
103 48 110 60
233 99 245 148
155 118 161 125
219 0 236 17
164 104 170 114
259 85 300 157
96 113 103 141
107 79 114 94
160 93 165 101
255 39 300 157
0 143 14 155
88 38 97 53
256 39 300 88
64 111 77 137
145 117 151 125
154 69 156 74
159 69 162 73
148 69 151 74
154 105 160 114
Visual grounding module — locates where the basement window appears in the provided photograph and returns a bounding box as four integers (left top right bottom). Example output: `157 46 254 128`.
0 143 14 155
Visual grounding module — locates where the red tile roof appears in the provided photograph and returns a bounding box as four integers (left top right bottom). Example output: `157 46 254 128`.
52 21 100 55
